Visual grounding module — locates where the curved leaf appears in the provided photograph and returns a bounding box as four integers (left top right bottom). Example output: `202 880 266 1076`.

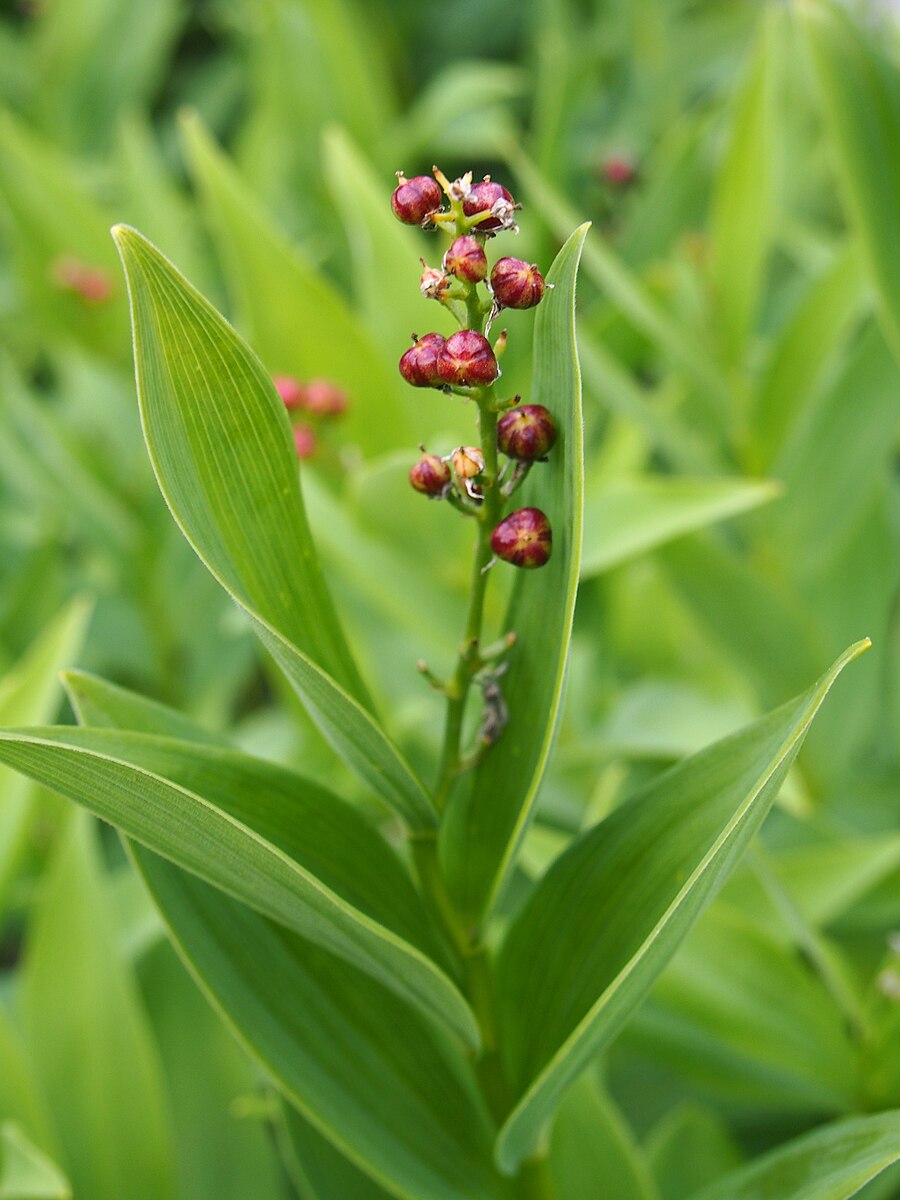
691 1110 900 1200
0 726 476 1050
130 851 503 1200
440 223 589 922
0 1123 70 1200
111 223 434 829
494 641 869 1171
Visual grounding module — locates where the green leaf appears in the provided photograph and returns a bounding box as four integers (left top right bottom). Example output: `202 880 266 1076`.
625 905 858 1112
440 224 589 922
140 941 285 1200
709 6 783 364
550 1074 659 1200
129 850 502 1200
580 475 780 578
63 669 227 746
0 1123 71 1200
111 222 434 829
691 1111 900 1200
179 111 418 454
22 814 174 1200
493 641 868 1171
503 143 733 412
749 243 864 470
0 725 477 1050
0 598 91 906
798 0 900 360
646 1104 742 1200
279 1100 395 1200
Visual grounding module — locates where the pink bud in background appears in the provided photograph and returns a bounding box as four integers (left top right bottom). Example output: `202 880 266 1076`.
303 379 348 417
51 257 113 304
293 425 317 459
273 375 306 411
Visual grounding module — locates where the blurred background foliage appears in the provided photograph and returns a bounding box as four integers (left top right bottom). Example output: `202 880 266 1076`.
0 0 898 1196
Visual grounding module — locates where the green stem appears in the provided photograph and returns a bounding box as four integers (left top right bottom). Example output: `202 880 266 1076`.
518 1154 558 1200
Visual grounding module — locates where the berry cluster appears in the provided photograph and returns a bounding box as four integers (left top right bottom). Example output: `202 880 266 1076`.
274 374 348 460
393 166 555 570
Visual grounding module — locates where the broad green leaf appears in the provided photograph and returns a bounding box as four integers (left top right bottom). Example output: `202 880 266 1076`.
750 243 864 470
709 6 782 364
0 726 476 1049
494 641 868 1171
0 598 91 905
129 849 503 1200
440 224 589 922
503 143 733 412
22 814 174 1200
646 1105 742 1200
139 940 285 1200
112 223 435 828
691 1111 900 1200
279 1100 395 1200
798 0 900 360
550 1074 659 1200
179 111 418 453
0 1014 56 1165
63 669 227 747
625 905 858 1112
0 1124 70 1200
581 476 779 578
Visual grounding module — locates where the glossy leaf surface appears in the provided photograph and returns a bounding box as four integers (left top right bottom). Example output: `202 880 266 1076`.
494 642 868 1170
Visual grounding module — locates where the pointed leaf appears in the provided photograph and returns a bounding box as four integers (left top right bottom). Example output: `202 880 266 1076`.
494 642 869 1171
798 0 900 360
580 476 779 578
130 850 502 1200
440 224 589 922
279 1101 395 1200
0 1123 71 1200
112 223 434 828
23 814 174 1200
691 1111 900 1200
0 726 476 1049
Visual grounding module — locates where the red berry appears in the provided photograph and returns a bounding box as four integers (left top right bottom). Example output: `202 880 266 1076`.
490 508 552 569
303 379 348 417
399 333 446 388
273 374 306 411
497 404 557 460
391 174 442 225
409 454 451 496
443 235 487 283
293 425 317 459
437 330 499 387
491 258 545 309
463 178 515 232
602 156 636 187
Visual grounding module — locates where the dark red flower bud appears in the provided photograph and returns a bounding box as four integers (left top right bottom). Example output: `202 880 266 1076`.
451 445 485 480
602 156 636 187
462 178 515 232
497 404 557 460
409 454 451 496
391 174 442 225
293 425 317 459
437 330 499 387
399 332 446 387
490 507 552 569
491 258 545 309
273 374 306 411
443 236 487 283
303 379 348 417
